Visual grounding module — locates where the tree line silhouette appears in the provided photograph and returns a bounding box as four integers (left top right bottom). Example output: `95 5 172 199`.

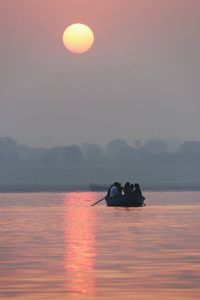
0 137 199 166
0 137 199 190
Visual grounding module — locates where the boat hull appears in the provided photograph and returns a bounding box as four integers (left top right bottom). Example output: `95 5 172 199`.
105 194 145 207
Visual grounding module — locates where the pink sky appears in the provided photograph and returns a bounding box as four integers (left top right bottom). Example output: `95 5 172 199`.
0 0 200 146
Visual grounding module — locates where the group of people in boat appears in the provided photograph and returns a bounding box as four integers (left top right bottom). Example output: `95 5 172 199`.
106 181 144 199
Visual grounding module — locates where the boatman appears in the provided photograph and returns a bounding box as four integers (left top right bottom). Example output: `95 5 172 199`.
109 182 120 198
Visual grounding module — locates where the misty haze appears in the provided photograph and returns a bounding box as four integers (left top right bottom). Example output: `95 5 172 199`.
1 1 199 191
0 1 200 191
1 1 200 148
0 136 199 191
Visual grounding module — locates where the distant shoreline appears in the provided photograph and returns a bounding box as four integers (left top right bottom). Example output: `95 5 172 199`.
0 184 200 193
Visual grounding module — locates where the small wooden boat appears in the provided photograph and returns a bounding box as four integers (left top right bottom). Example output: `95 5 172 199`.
105 194 145 207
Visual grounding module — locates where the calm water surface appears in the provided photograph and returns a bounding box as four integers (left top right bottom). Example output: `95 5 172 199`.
0 191 200 300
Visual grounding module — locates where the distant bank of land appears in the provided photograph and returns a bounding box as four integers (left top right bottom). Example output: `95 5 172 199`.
0 137 200 194
0 183 200 193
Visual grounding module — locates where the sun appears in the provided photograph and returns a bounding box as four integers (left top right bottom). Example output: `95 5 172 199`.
63 23 94 54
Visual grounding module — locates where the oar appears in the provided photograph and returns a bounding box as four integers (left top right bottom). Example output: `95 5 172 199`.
91 196 106 206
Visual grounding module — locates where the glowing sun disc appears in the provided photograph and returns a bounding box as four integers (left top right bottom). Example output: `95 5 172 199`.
63 23 94 54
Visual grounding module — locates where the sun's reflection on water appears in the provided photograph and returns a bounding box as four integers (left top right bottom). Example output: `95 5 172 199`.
0 191 200 300
64 192 96 298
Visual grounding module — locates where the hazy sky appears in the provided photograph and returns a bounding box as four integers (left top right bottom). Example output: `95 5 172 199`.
0 0 200 147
